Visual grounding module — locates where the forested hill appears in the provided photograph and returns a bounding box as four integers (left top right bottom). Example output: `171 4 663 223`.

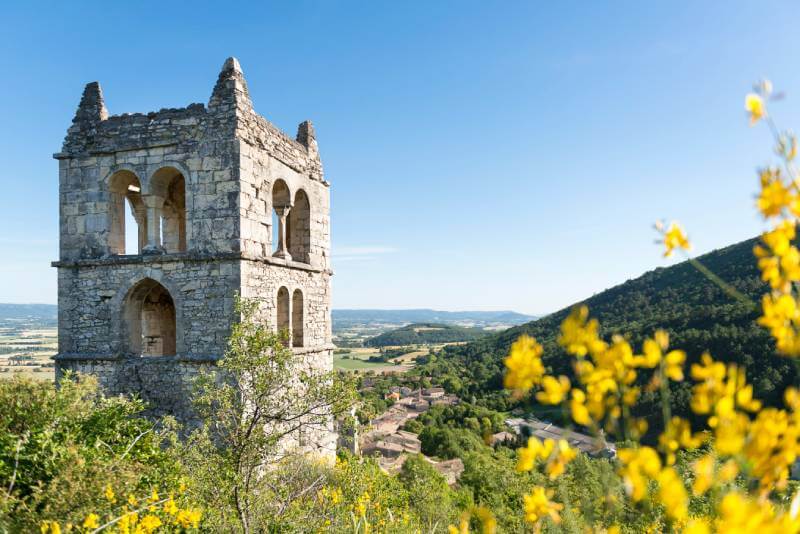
365 323 486 347
422 237 798 422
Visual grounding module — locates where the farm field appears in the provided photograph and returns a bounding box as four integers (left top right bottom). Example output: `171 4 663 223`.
0 322 57 381
333 346 415 373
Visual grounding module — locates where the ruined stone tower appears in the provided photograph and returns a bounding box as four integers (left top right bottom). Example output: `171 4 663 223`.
53 58 334 453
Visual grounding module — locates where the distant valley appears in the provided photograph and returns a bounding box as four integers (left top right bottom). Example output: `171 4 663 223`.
0 304 534 377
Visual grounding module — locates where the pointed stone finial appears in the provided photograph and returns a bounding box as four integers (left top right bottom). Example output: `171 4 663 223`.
296 120 317 148
72 82 108 125
222 56 242 74
208 56 252 113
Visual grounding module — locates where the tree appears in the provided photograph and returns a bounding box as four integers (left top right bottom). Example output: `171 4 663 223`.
397 454 464 531
183 296 356 533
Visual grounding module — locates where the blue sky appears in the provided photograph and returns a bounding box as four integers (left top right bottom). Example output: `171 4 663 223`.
1 1 799 315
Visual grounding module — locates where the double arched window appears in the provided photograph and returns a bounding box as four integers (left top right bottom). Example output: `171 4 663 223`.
271 180 311 264
276 286 304 347
107 166 187 255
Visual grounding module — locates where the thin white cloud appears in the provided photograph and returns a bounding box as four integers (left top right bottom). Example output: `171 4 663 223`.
332 246 397 263
333 255 380 263
333 246 397 256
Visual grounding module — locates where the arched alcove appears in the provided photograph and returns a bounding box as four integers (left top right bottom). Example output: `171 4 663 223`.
151 167 187 253
292 289 304 347
287 189 310 264
277 286 290 346
108 170 146 255
123 278 177 356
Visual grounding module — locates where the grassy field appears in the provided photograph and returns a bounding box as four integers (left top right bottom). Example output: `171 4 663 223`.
333 355 393 370
0 325 57 381
333 347 415 373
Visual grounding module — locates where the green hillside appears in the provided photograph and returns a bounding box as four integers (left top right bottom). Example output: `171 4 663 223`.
419 238 798 432
365 322 486 347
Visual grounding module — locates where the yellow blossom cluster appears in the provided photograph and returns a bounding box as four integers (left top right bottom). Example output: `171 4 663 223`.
747 81 800 356
502 335 545 392
503 305 689 440
39 485 201 533
522 486 563 525
562 307 685 438
447 506 497 534
656 221 692 258
714 492 800 533
516 436 577 480
504 304 800 529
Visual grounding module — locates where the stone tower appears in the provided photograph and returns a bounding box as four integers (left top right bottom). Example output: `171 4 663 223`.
53 58 334 453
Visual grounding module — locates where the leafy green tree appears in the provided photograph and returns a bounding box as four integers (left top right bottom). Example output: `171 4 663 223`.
397 454 465 530
180 296 356 533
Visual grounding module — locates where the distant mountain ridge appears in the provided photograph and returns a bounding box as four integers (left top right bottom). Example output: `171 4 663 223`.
333 309 535 328
0 304 57 320
0 304 534 328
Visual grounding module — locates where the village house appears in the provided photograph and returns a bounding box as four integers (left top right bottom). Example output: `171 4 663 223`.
506 417 616 458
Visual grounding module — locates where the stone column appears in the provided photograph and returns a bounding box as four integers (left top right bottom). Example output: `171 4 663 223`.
108 192 125 254
273 205 293 260
134 206 148 253
142 195 164 254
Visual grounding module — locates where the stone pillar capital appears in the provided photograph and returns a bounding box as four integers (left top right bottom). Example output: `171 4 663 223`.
273 204 293 217
142 194 164 209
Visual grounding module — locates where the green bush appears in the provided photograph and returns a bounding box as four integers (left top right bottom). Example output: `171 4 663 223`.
0 375 181 531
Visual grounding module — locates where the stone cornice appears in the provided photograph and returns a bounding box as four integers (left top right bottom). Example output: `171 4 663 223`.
54 344 334 363
52 252 332 274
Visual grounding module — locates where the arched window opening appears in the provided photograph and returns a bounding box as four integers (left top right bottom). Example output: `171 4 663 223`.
123 279 176 357
151 167 187 253
288 190 310 264
109 171 146 255
277 286 290 346
272 180 292 259
292 289 304 347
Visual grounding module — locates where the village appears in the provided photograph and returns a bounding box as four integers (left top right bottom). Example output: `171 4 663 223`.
347 383 616 487
351 385 465 484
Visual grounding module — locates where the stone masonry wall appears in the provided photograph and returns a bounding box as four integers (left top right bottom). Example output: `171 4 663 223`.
54 58 335 455
56 358 217 423
240 259 333 366
238 141 331 271
55 257 239 357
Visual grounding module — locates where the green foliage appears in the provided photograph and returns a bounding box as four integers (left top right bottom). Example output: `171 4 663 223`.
267 453 434 533
420 238 797 435
397 454 466 531
419 426 486 459
458 448 542 532
0 375 181 531
410 403 507 458
365 323 487 347
179 296 357 533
